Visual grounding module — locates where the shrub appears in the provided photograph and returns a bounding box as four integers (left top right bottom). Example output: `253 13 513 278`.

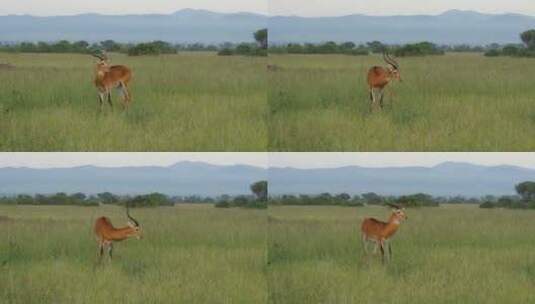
218 48 234 56
128 43 160 56
394 42 444 57
484 49 501 57
215 200 231 208
235 43 253 55
480 201 496 208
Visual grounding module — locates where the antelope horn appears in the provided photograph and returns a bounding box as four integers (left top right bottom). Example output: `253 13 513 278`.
126 202 140 227
385 202 401 209
91 51 108 61
384 52 399 70
382 52 393 66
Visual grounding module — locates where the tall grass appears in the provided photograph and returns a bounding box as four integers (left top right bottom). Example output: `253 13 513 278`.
268 53 535 151
0 205 267 303
268 205 535 303
0 53 267 151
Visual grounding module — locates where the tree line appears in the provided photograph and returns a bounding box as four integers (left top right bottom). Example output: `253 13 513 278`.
0 180 268 209
480 181 535 209
0 192 179 207
484 31 535 57
269 192 440 207
268 29 535 58
214 180 267 209
0 29 267 57
268 40 460 57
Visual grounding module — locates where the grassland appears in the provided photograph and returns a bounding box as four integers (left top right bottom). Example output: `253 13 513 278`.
268 53 535 151
0 204 267 303
268 205 535 304
0 52 266 151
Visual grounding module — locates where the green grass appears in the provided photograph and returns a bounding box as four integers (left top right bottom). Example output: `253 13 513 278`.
0 204 267 304
3 203 534 303
268 53 535 151
0 52 267 151
268 205 535 304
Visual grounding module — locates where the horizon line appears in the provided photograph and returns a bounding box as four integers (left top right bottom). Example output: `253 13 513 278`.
0 161 531 170
1 8 534 18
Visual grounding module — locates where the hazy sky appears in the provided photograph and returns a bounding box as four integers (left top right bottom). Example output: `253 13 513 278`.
0 0 267 16
0 153 268 168
270 0 535 17
1 153 535 169
269 153 535 169
2 0 534 16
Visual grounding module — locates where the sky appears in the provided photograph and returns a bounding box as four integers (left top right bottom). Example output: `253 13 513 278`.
1 153 535 169
0 153 268 168
1 0 534 17
0 0 267 16
269 0 535 17
269 153 535 169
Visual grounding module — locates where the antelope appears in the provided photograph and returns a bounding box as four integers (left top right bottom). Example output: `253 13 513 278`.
366 52 401 110
92 51 132 111
94 204 142 262
361 203 407 263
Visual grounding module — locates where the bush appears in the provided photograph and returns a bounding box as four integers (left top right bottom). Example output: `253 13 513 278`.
235 43 253 55
394 42 444 57
128 43 161 56
218 48 234 56
480 201 496 208
249 48 268 57
484 49 501 57
246 200 268 209
215 200 231 208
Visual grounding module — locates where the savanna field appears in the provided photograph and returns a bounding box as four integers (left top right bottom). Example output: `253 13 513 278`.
268 205 535 304
0 52 267 151
268 53 535 151
0 205 267 304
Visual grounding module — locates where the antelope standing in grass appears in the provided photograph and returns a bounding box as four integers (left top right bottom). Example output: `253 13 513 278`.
94 204 142 262
366 52 401 110
92 51 132 111
361 203 407 263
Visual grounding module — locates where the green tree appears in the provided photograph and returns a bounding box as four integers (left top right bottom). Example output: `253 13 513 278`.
254 28 268 49
250 181 268 202
367 41 386 53
97 192 118 204
100 40 121 52
515 181 535 201
520 29 535 49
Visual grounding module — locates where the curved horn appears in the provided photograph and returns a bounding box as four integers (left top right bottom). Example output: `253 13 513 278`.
91 53 104 60
91 51 108 61
385 202 401 209
384 52 399 70
126 202 140 227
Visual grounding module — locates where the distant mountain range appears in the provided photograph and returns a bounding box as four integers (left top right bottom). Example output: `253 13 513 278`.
0 161 266 196
1 9 534 44
268 162 535 197
270 9 535 45
0 9 266 43
1 161 534 197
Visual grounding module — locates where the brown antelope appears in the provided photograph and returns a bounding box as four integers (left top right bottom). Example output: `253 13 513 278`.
361 203 407 263
94 204 142 262
366 52 401 110
92 51 132 111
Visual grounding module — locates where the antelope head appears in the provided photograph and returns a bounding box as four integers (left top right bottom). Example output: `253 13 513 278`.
126 204 143 239
92 51 110 74
386 203 408 223
383 52 401 82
